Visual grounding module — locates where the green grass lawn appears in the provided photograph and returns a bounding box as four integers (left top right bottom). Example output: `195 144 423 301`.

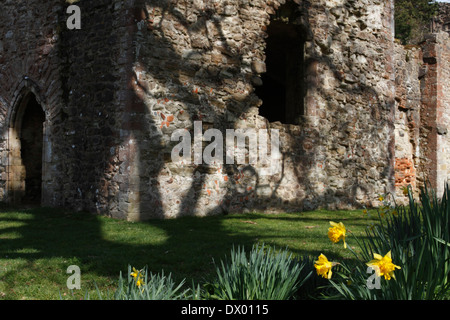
0 205 378 300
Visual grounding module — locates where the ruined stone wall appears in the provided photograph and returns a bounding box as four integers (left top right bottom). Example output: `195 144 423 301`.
0 0 135 212
420 35 440 194
0 1 64 204
435 32 450 196
419 33 450 196
55 0 137 215
394 32 450 200
1 0 399 220
124 0 396 219
0 96 6 201
394 43 422 201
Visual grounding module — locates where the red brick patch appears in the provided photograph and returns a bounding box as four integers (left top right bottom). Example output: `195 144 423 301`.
395 158 416 188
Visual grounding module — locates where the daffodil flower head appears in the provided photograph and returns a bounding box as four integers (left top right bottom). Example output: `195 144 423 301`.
314 253 334 279
328 221 347 248
130 267 145 289
130 267 140 279
366 251 401 280
136 277 144 288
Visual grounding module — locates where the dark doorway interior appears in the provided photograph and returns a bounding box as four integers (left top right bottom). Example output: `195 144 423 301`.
256 9 305 124
20 95 45 204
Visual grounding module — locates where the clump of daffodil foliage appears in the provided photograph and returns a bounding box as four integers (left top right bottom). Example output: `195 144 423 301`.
114 265 190 300
204 244 313 300
315 184 450 300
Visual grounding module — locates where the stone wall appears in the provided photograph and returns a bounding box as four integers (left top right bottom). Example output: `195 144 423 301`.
0 0 136 212
0 96 5 201
418 32 450 197
0 1 64 205
2 0 436 221
55 0 136 215
394 43 422 201
108 0 397 219
433 32 450 196
394 32 450 201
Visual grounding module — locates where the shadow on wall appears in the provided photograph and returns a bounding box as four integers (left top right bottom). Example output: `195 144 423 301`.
122 0 395 219
0 0 397 293
3 0 394 218
129 0 293 219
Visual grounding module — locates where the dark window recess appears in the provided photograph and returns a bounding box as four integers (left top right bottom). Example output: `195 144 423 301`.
255 4 306 125
20 95 45 204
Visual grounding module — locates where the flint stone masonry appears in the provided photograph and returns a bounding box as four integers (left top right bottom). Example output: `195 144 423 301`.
394 43 421 200
422 32 450 197
0 0 448 220
393 30 450 202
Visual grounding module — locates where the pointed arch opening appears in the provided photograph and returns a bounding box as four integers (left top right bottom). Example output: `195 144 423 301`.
7 92 45 205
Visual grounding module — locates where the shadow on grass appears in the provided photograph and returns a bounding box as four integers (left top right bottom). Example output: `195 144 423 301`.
0 205 377 295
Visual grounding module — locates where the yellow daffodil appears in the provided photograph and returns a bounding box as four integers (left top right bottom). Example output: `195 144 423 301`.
363 208 368 215
378 195 384 202
328 221 347 248
136 277 144 288
366 251 401 280
314 254 334 279
130 267 140 279
131 267 146 289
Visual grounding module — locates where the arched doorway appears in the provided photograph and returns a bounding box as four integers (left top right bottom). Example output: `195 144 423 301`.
255 1 306 125
7 92 45 205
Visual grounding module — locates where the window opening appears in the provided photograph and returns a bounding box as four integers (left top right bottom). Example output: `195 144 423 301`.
255 2 306 124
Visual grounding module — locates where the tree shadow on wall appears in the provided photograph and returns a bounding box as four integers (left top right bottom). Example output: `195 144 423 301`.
128 0 292 218
125 0 396 218
56 0 395 218
280 1 396 211
0 0 397 294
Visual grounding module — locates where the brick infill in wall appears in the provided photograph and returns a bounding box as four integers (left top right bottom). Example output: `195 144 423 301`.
394 157 416 188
